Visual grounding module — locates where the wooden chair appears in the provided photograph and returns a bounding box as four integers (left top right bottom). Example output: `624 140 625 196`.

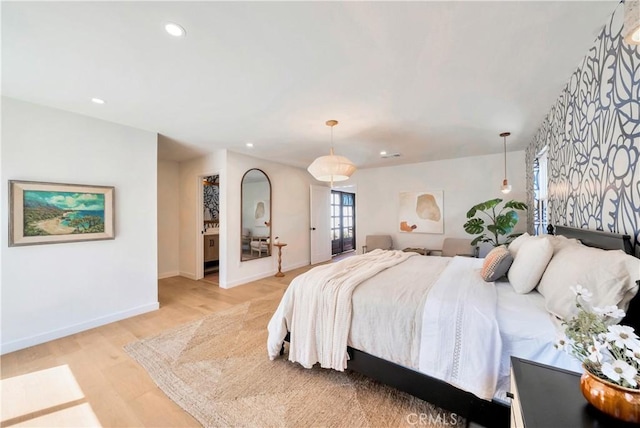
250 236 270 257
241 228 252 253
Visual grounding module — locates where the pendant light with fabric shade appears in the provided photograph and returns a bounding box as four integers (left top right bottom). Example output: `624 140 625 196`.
307 120 356 185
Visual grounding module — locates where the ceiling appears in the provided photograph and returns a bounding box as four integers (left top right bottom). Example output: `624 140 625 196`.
2 1 618 170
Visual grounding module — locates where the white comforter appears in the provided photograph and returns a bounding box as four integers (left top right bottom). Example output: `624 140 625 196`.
267 249 417 370
267 251 577 403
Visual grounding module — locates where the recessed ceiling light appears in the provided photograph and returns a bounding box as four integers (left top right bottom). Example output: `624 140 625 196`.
91 98 105 104
246 143 254 148
165 22 186 37
380 151 387 156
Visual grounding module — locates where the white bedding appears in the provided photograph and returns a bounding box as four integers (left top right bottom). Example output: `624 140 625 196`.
349 255 449 367
267 249 417 370
267 251 582 402
493 280 582 402
419 256 501 400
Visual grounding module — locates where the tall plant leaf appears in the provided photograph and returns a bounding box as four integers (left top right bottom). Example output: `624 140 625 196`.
487 224 506 236
463 218 485 234
466 198 502 218
470 234 488 246
464 198 527 247
495 211 519 234
504 200 528 211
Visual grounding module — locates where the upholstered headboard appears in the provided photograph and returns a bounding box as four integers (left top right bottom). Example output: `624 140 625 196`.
548 224 640 331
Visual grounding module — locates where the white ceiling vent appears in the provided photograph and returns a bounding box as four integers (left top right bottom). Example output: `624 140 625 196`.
380 152 402 159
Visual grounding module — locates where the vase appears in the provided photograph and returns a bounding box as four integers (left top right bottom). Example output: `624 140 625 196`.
580 367 640 423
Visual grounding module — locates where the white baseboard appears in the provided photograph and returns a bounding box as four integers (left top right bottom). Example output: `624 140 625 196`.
179 271 197 280
0 302 159 355
158 271 180 279
220 260 310 289
283 260 310 271
222 271 275 288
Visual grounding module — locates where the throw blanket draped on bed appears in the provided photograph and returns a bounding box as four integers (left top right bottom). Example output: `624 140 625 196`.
267 249 417 370
418 256 501 400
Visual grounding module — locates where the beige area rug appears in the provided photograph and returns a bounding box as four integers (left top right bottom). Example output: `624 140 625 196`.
124 292 465 427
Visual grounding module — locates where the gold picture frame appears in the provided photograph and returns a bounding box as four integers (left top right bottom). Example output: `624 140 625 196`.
9 180 115 246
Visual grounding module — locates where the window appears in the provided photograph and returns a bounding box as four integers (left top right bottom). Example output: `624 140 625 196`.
533 147 549 235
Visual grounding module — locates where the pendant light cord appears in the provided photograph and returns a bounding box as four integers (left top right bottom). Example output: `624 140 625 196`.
503 135 507 180
327 120 338 187
331 123 334 187
331 124 334 151
499 131 511 193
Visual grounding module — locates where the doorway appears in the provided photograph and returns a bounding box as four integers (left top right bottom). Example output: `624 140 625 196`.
331 190 355 255
200 174 220 285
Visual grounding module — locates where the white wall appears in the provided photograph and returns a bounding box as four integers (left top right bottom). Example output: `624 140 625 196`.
351 151 527 255
178 151 226 281
178 150 314 288
225 152 314 287
1 97 159 354
158 160 180 278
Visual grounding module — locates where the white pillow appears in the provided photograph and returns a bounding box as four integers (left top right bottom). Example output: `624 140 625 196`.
538 245 640 320
546 234 583 254
508 237 553 294
508 232 531 257
509 232 581 258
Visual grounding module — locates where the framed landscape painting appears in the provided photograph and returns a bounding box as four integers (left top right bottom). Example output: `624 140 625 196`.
9 180 115 246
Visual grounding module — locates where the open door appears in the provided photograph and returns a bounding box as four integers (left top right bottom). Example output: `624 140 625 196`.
310 185 331 265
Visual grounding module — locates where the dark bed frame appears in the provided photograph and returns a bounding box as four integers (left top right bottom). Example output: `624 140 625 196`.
282 225 640 428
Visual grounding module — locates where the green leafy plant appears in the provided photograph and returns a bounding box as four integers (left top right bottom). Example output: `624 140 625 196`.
463 198 528 247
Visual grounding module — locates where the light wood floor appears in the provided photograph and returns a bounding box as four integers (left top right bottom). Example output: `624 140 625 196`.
1 264 323 427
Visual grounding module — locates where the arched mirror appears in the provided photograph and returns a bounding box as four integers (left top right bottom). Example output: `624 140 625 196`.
241 169 272 261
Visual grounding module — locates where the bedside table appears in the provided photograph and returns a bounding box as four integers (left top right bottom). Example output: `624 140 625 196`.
510 357 636 428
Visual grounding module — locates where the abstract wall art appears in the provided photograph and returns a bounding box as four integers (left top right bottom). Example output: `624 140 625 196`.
398 190 444 234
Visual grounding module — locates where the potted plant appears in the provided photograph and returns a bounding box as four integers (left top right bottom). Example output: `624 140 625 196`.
556 286 640 422
463 198 527 247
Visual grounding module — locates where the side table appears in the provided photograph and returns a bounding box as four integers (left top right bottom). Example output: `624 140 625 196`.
510 357 635 427
274 243 287 277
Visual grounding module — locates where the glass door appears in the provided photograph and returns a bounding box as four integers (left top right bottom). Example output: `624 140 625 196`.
331 190 356 255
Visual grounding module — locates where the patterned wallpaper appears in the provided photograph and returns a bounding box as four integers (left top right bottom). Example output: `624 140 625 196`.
526 3 640 249
204 175 219 222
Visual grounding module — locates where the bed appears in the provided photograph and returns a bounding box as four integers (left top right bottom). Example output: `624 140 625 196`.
266 225 640 427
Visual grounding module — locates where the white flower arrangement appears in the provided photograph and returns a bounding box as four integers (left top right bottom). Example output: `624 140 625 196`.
555 285 640 389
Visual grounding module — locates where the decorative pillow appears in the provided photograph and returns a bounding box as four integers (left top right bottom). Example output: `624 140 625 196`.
508 237 553 294
508 232 531 257
538 245 640 320
481 246 513 282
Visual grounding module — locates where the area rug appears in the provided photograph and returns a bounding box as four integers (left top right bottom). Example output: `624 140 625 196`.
124 292 465 427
